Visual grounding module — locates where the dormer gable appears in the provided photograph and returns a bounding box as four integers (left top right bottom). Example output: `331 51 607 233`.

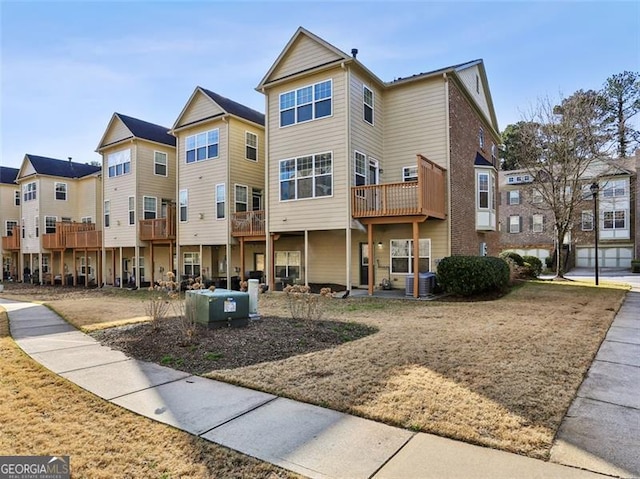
97 113 175 151
453 61 499 134
257 27 350 89
172 87 265 132
97 113 134 151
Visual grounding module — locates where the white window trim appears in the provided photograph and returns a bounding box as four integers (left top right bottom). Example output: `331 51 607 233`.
354 151 366 187
179 189 188 223
128 196 135 226
602 210 627 230
5 220 18 237
274 251 301 279
54 182 67 201
185 129 219 164
245 131 258 162
509 215 521 234
107 149 131 178
508 190 520 205
44 216 57 235
390 238 431 275
81 216 92 224
581 211 594 231
279 79 333 128
532 214 544 233
403 166 418 182
14 190 20 206
143 196 157 220
234 184 248 213
154 151 168 177
183 252 201 276
216 184 226 220
477 171 490 209
279 151 333 202
23 181 37 202
34 216 39 238
363 85 374 125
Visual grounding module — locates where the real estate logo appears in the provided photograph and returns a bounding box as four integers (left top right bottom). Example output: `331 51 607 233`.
0 456 70 479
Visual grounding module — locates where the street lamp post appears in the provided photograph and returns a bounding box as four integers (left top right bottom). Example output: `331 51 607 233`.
590 182 599 286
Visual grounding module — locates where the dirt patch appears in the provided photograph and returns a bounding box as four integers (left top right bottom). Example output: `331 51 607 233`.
93 317 377 375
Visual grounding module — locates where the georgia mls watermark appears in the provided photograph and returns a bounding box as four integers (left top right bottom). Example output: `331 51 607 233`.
0 456 70 479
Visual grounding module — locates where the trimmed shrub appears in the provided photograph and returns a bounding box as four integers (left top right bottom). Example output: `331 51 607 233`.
436 256 510 297
545 255 554 269
499 251 525 266
522 255 543 277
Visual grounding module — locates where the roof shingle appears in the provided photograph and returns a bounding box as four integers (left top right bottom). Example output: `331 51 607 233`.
25 155 101 179
0 166 19 185
116 113 176 146
200 88 265 126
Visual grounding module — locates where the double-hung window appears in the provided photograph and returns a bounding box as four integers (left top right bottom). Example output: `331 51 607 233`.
23 182 37 202
509 215 521 233
107 149 131 177
104 201 110 227
275 251 301 279
235 185 248 213
186 129 219 163
602 179 626 198
581 211 594 231
532 189 543 204
34 217 39 238
216 184 225 219
363 86 374 125
279 80 332 127
280 152 332 201
477 173 489 208
179 190 188 222
245 132 258 161
45 216 56 234
390 239 431 274
603 210 626 230
154 151 168 176
183 252 200 277
14 190 20 206
5 220 18 237
532 214 544 233
55 182 67 201
143 196 157 220
354 152 366 187
403 166 418 182
508 190 520 205
128 197 135 225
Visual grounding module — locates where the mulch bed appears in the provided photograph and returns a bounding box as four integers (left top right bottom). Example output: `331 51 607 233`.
92 316 377 375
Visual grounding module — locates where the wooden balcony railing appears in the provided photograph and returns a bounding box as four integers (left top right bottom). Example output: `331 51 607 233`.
1 227 20 251
43 222 101 250
351 154 446 220
139 218 176 241
231 210 265 237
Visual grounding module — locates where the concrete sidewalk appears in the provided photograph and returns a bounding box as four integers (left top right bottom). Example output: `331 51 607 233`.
2 296 631 479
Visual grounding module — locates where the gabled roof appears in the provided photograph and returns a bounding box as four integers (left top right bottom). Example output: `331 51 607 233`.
474 152 494 167
20 155 101 179
116 113 176 146
172 86 264 131
0 166 19 185
200 88 265 126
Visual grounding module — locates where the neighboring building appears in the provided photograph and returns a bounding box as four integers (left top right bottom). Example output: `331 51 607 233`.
499 169 553 262
12 155 102 284
636 151 640 261
0 166 20 280
170 87 265 288
500 157 637 268
96 113 177 287
257 27 501 295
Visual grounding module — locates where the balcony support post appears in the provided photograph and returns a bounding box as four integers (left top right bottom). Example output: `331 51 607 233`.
413 221 420 299
368 223 374 296
150 242 154 284
240 237 245 282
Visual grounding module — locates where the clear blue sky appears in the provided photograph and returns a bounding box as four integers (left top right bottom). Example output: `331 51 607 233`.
1 1 638 168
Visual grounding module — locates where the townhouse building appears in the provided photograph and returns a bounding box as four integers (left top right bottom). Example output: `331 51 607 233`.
8 155 102 284
1 166 20 279
500 156 637 268
170 87 265 288
257 27 501 295
96 113 177 287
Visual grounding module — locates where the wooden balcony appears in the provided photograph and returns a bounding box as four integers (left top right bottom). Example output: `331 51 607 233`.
43 222 101 250
351 154 446 222
231 210 266 238
1 227 20 251
139 218 176 241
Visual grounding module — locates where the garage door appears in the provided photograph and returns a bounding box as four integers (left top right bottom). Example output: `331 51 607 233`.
575 247 634 268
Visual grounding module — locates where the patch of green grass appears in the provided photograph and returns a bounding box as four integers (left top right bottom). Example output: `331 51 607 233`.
160 355 175 365
342 301 387 312
204 352 223 361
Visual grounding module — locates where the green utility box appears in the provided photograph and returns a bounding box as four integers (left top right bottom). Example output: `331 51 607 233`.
186 289 250 328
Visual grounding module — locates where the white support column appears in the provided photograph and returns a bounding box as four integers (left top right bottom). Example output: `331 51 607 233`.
304 230 309 287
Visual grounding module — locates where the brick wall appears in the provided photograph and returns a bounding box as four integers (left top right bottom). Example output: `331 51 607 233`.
448 80 500 256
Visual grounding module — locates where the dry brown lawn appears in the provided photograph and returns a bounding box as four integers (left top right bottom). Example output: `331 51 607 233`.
0 309 296 479
1 280 627 461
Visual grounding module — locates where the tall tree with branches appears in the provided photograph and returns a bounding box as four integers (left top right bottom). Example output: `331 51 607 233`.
602 71 640 158
512 93 611 277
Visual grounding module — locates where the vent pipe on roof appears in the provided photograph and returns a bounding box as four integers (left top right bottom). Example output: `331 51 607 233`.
351 48 358 59
68 157 72 163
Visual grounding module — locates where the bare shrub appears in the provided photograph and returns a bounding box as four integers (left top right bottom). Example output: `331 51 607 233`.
283 284 333 321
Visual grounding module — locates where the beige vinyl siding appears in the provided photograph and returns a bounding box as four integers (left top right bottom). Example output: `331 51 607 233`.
177 121 229 245
307 230 346 284
136 142 176 210
228 118 265 209
18 178 40 252
384 79 448 181
267 68 348 232
76 176 102 226
350 221 448 287
269 34 342 82
103 145 137 247
175 91 224 130
102 117 132 146
349 71 384 180
0 184 20 242
456 65 491 126
20 162 36 177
